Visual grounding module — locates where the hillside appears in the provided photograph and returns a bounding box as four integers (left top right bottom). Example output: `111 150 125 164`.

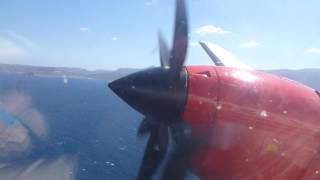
0 64 319 89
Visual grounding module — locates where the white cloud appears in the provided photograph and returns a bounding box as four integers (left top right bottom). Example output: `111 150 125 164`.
145 0 159 6
306 48 320 53
195 25 231 36
239 41 260 48
79 27 89 32
111 36 118 41
0 37 26 59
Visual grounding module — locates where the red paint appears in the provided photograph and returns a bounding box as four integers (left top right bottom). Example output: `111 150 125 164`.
183 66 320 180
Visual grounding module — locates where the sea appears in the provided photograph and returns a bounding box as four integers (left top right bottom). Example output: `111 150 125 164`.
0 72 197 180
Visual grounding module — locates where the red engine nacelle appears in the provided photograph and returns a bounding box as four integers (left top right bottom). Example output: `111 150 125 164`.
183 66 320 180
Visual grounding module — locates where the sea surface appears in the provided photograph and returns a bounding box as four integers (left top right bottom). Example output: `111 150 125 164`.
0 72 166 180
1 71 317 180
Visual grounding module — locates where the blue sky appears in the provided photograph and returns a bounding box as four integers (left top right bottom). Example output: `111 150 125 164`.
0 0 319 70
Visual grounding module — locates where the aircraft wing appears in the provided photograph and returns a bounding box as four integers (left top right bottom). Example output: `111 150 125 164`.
199 41 252 70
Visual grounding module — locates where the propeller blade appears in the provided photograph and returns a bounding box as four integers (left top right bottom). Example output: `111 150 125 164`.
160 122 208 180
158 32 170 69
137 118 153 137
160 125 195 180
137 117 161 137
137 123 169 180
160 144 192 180
170 0 188 74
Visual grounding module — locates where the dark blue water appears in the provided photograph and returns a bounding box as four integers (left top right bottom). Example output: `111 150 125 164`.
0 72 146 179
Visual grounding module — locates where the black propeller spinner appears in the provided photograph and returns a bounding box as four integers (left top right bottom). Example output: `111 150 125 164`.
109 0 195 179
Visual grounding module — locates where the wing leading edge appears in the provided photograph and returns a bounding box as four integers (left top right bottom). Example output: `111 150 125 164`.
199 41 252 70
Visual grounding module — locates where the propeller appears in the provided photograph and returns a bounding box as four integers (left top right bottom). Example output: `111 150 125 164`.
158 32 170 69
137 117 169 180
108 0 196 179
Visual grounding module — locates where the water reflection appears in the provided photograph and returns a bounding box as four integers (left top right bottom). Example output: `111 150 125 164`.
0 91 77 180
0 92 48 139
